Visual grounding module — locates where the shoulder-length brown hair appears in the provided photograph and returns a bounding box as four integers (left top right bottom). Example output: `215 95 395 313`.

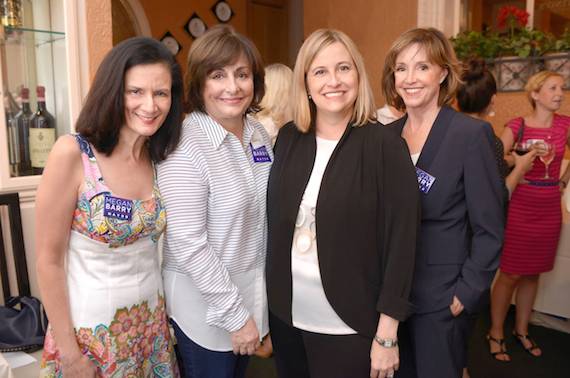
185 24 264 114
75 36 183 162
292 29 376 133
382 27 462 112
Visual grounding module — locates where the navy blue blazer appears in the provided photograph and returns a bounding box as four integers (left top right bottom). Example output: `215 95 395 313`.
391 106 504 314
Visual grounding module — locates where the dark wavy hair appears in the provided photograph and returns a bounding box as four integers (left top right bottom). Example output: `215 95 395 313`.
456 59 497 114
185 24 264 114
75 36 183 162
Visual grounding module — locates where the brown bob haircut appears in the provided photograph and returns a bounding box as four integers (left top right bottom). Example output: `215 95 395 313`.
382 27 462 111
75 36 183 162
185 24 265 114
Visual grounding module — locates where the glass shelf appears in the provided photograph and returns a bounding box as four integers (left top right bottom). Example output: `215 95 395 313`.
0 0 69 182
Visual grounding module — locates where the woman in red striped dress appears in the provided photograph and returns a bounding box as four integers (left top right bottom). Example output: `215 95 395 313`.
488 71 570 361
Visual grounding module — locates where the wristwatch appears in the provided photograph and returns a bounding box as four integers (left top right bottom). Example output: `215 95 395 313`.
374 335 398 348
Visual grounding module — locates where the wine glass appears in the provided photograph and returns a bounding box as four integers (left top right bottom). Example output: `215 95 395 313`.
538 138 555 179
513 141 531 156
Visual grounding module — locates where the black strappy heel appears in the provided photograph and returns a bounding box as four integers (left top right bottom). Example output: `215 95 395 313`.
513 331 541 357
486 334 511 362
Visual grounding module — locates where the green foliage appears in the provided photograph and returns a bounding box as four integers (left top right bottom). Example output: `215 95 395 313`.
451 29 562 60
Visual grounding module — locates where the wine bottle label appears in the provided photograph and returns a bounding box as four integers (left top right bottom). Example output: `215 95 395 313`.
29 128 56 168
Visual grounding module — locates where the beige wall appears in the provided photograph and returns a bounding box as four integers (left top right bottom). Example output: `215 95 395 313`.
138 0 247 72
304 0 418 107
86 0 113 82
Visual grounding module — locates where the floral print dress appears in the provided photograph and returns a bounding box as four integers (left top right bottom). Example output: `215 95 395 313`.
40 135 179 377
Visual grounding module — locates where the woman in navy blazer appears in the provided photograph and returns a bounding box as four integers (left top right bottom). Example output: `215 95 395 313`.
381 28 504 378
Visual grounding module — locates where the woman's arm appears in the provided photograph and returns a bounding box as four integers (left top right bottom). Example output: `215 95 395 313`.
505 150 537 196
370 314 400 378
559 127 570 191
35 136 96 376
370 128 421 377
500 125 516 167
455 125 504 312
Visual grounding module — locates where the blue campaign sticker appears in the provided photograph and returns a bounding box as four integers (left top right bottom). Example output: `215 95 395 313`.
103 194 133 221
249 143 272 163
415 167 436 194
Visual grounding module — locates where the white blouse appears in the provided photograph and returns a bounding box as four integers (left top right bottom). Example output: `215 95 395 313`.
291 136 356 335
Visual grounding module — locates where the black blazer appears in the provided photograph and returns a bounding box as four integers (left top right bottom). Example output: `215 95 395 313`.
391 106 504 314
266 121 420 337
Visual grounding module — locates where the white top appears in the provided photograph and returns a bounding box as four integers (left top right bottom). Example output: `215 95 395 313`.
291 136 356 334
376 104 402 125
157 112 272 351
411 152 420 166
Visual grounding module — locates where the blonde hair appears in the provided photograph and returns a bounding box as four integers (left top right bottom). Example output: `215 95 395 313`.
382 27 463 111
256 63 293 127
292 29 376 133
524 71 564 109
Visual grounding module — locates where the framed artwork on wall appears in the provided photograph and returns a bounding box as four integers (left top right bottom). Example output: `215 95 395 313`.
212 0 234 23
160 31 181 55
185 13 207 39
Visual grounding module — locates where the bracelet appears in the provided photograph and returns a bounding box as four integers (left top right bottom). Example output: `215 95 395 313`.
374 335 398 348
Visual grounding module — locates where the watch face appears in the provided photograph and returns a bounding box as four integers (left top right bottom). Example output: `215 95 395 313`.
212 0 234 23
160 32 181 55
185 13 207 39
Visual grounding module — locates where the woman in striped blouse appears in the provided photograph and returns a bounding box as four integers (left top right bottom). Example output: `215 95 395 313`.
157 25 272 377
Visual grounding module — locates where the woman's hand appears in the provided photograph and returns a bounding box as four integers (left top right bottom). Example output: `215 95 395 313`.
512 149 537 174
370 342 399 378
254 333 273 358
450 295 465 317
230 317 260 355
61 352 97 377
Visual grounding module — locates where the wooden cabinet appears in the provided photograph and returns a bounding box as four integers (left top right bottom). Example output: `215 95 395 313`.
0 0 83 193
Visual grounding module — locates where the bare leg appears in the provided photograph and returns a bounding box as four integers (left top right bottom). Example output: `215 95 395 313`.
462 367 470 378
514 275 542 356
488 270 520 361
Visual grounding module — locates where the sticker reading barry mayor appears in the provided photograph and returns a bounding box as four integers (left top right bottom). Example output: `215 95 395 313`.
103 194 134 221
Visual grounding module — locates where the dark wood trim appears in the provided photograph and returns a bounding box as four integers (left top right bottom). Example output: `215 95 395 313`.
0 192 30 302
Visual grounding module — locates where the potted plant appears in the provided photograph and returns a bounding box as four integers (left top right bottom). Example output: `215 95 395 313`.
493 5 539 90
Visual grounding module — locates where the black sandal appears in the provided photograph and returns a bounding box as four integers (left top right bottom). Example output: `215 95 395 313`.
513 332 541 357
486 334 511 362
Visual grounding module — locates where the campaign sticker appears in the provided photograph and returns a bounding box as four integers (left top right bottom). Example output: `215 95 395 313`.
250 143 272 163
103 194 133 221
416 167 436 194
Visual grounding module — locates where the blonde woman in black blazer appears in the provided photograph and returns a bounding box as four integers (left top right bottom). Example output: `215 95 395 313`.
266 29 420 378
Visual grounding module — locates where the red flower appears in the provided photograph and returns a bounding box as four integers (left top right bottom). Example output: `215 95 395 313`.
498 5 529 30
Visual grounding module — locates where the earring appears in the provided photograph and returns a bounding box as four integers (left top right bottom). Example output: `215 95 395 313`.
308 94 312 100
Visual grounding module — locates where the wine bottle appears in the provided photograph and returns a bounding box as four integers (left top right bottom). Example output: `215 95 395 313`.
1 0 23 28
29 86 56 175
4 90 20 176
15 87 32 175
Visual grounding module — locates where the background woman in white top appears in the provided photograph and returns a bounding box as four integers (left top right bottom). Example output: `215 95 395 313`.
255 63 293 145
157 25 272 378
